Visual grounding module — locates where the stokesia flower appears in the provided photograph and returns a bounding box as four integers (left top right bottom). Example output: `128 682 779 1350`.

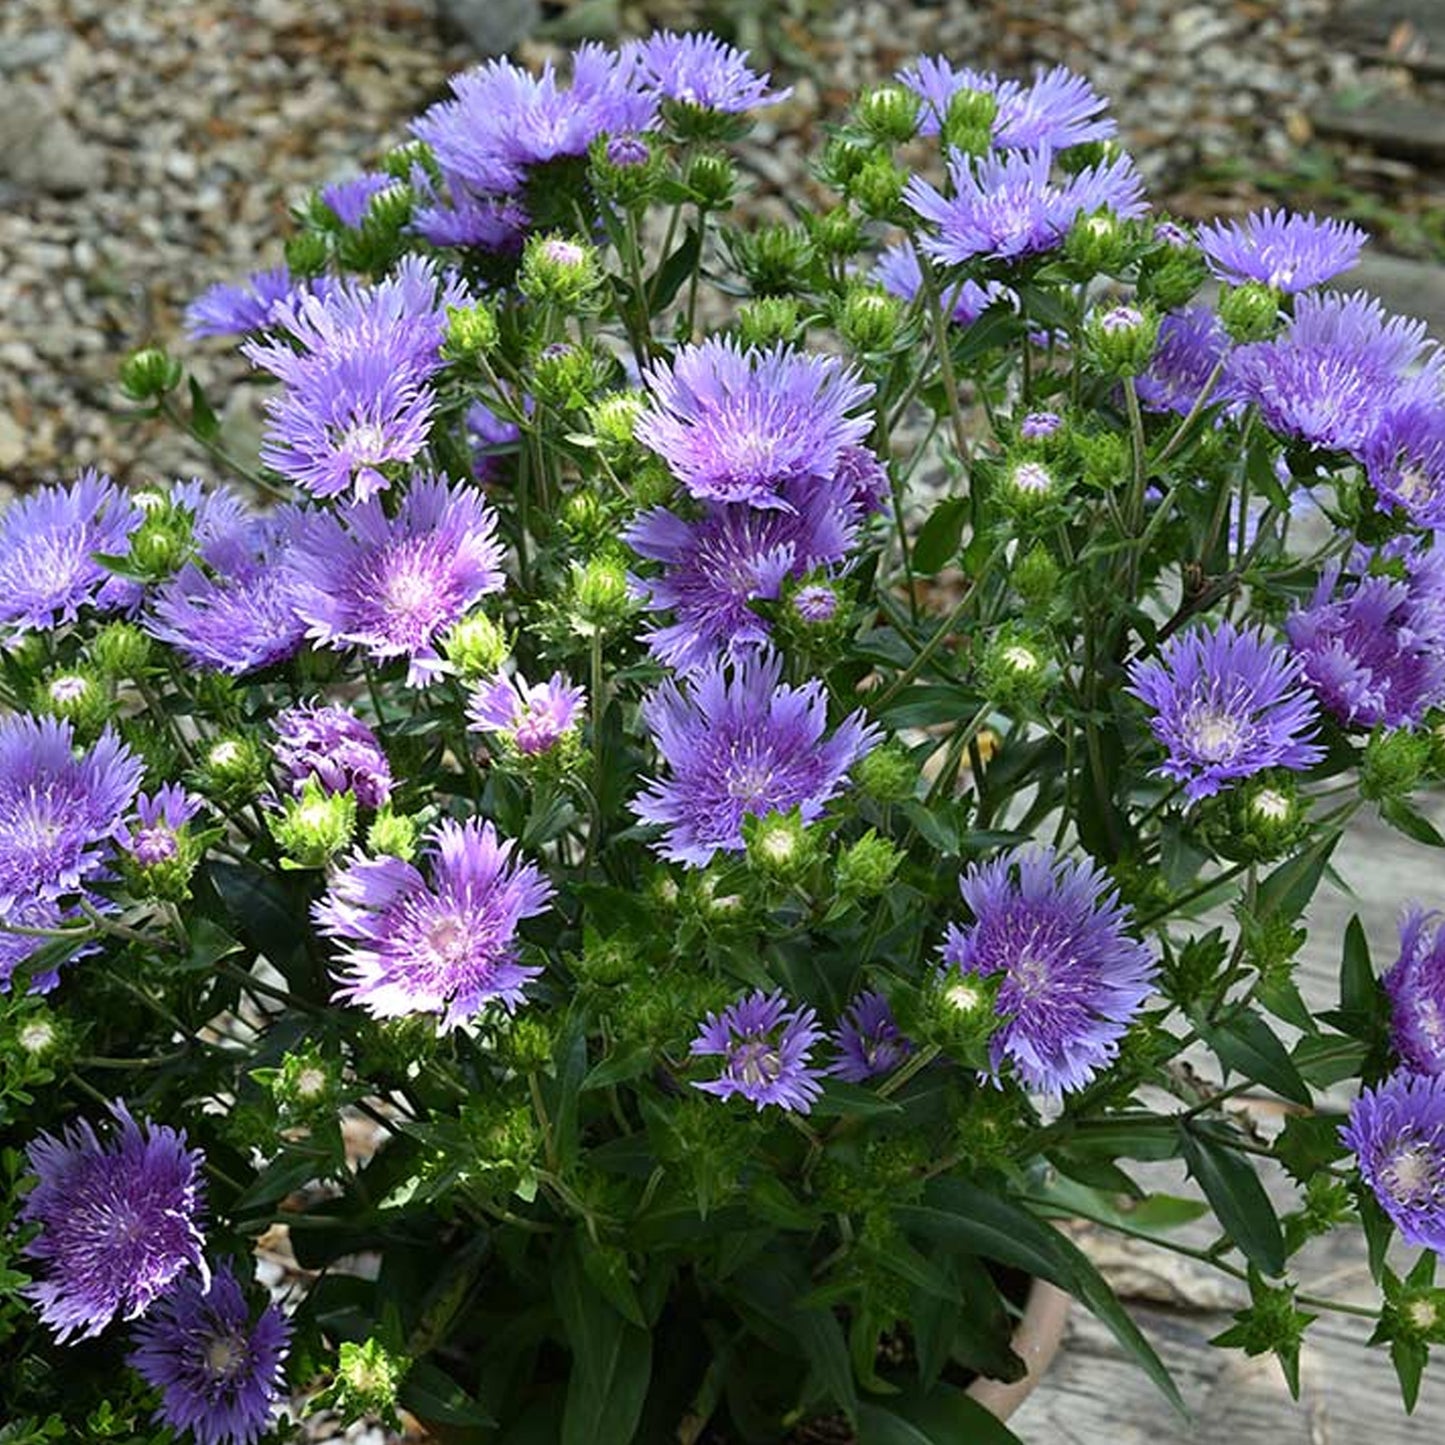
20 1102 208 1341
873 242 1014 325
286 474 505 687
635 338 874 509
625 477 862 672
1285 537 1445 729
1135 305 1235 417
467 671 585 755
1228 289 1442 457
0 470 140 635
184 267 333 340
632 31 790 111
114 785 203 867
1127 619 1324 802
1384 909 1445 1076
320 170 396 228
1196 208 1367 294
129 1263 291 1445
940 847 1157 1095
831 990 912 1082
1364 392 1445 530
904 145 1146 266
899 58 1115 151
314 817 554 1030
1341 1072 1445 1252
272 703 393 808
467 400 522 482
632 651 878 866
690 989 824 1112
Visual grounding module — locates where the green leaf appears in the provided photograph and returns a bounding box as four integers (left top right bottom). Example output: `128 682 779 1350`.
647 227 701 311
856 1382 1024 1444
1340 914 1375 1014
400 1359 496 1428
1180 1127 1285 1276
1380 796 1445 847
1391 1335 1428 1413
912 497 969 575
1273 1114 1348 1185
1254 831 1339 924
579 1240 647 1329
1200 1010 1311 1105
809 1079 904 1120
188 375 220 442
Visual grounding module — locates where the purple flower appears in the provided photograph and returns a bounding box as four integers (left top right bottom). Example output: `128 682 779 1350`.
411 44 655 200
1135 305 1235 417
632 31 790 111
115 785 203 867
286 475 505 687
1019 411 1063 439
0 895 96 995
831 445 891 515
831 990 912 1082
873 242 1014 324
1384 910 1445 1076
635 338 874 509
940 848 1157 1095
0 471 141 635
129 1263 291 1445
412 183 530 253
1229 290 1441 456
1128 620 1324 802
147 509 308 676
1286 537 1445 729
625 480 862 672
900 59 1114 151
184 267 335 340
20 1102 208 1342
904 146 1146 266
272 703 393 808
1364 393 1445 529
1196 208 1367 294
467 400 522 482
792 584 840 624
320 170 396 228
690 989 824 1112
633 652 878 867
467 671 585 755
1341 1072 1445 1252
314 817 554 1030
244 257 466 501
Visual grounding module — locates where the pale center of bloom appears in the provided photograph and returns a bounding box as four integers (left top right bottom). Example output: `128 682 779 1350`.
1396 464 1432 505
1382 1142 1440 1204
733 1039 784 1087
944 978 983 1013
204 1330 249 1380
341 422 393 468
295 1066 329 1099
726 759 778 805
1408 1298 1440 1331
425 915 474 968
1011 952 1052 999
1100 306 1142 333
19 1020 55 1053
542 239 584 266
1181 702 1247 763
1001 645 1039 673
1250 789 1291 823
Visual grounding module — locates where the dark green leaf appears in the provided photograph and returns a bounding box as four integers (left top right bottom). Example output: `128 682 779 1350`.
1201 1010 1311 1105
912 497 969 575
810 1079 904 1120
579 1240 646 1329
1391 1335 1428 1413
1180 1128 1285 1276
1254 831 1339 924
400 1359 496 1428
188 376 220 442
1340 914 1375 1015
856 1382 1024 1444
1380 796 1445 847
647 227 701 311
1273 1114 1348 1185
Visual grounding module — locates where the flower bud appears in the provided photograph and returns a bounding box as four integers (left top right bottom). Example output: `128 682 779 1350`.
1011 543 1062 611
198 733 269 805
848 153 908 219
367 805 420 861
856 82 921 143
1218 281 1282 343
87 621 152 679
737 296 802 349
119 346 183 402
1072 428 1129 490
1083 303 1159 378
588 131 661 207
15 1008 68 1064
328 1339 408 1429
791 581 841 626
568 551 635 635
836 830 903 898
1362 726 1431 802
269 779 357 868
1200 774 1311 863
443 301 500 362
685 151 737 209
588 390 646 455
724 222 814 296
259 1046 341 1125
282 229 331 278
854 740 917 804
925 967 1001 1068
35 669 110 736
835 284 904 353
941 88 999 149
530 342 614 412
518 233 604 312
818 134 873 189
744 808 816 882
443 610 510 681
981 630 1053 707
1063 209 1134 275
806 205 863 260
999 458 1066 523
1139 222 1208 310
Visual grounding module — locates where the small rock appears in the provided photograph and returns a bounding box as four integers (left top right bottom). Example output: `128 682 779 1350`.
0 412 27 470
436 0 540 56
0 84 105 194
0 29 68 72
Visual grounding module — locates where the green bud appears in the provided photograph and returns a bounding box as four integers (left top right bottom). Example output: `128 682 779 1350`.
685 151 737 209
1241 912 1306 979
14 1007 69 1064
818 134 873 190
980 629 1053 707
1362 726 1431 802
806 205 863 260
119 346 183 402
1083 302 1159 378
1056 138 1122 175
662 96 754 145
941 88 999 149
1012 543 1062 611
724 222 814 296
1163 928 1229 1005
518 232 605 312
572 930 637 989
87 621 152 679
856 82 921 143
1218 281 1282 343
854 741 918 804
197 733 268 805
1199 773 1310 863
569 551 635 635
35 669 110 736
282 229 331 278
442 610 510 681
329 1338 408 1429
630 458 675 510
1210 1271 1315 1398
847 152 907 219
443 301 500 362
530 342 614 412
367 805 420 861
743 808 816 882
1139 222 1208 310
999 458 1066 520
587 131 661 207
835 284 904 353
269 780 356 868
589 389 646 453
561 489 609 544
924 968 1002 1069
262 1046 340 1122
1063 209 1134 275
836 830 903 898
497 1015 553 1072
736 296 802 349
382 139 436 184
1072 428 1129 490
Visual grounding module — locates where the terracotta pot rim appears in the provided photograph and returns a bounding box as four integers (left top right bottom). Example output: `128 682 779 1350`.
963 1277 1072 1421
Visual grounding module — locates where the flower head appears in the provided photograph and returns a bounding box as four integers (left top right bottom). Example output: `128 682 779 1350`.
185 267 334 340
466 401 523 483
315 817 554 1030
286 475 505 687
636 338 874 509
1286 537 1445 729
272 703 393 808
632 31 790 111
905 145 1146 266
1127 619 1324 802
467 671 585 755
873 242 1014 324
633 652 878 866
1385 910 1445 1076
690 989 824 1112
940 847 1157 1094
114 784 203 867
1364 393 1445 530
1342 1073 1445 1252
0 471 140 635
1135 305 1235 416
129 1263 291 1445
320 170 396 228
1197 208 1366 293
20 1103 208 1341
830 990 912 1082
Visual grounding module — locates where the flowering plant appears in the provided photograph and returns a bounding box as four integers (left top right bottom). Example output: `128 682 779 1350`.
5 32 1445 1443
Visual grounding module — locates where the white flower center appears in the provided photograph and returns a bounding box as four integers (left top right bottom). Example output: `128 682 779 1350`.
734 1040 783 1087
1382 1143 1438 1205
1183 703 1246 763
204 1331 248 1379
